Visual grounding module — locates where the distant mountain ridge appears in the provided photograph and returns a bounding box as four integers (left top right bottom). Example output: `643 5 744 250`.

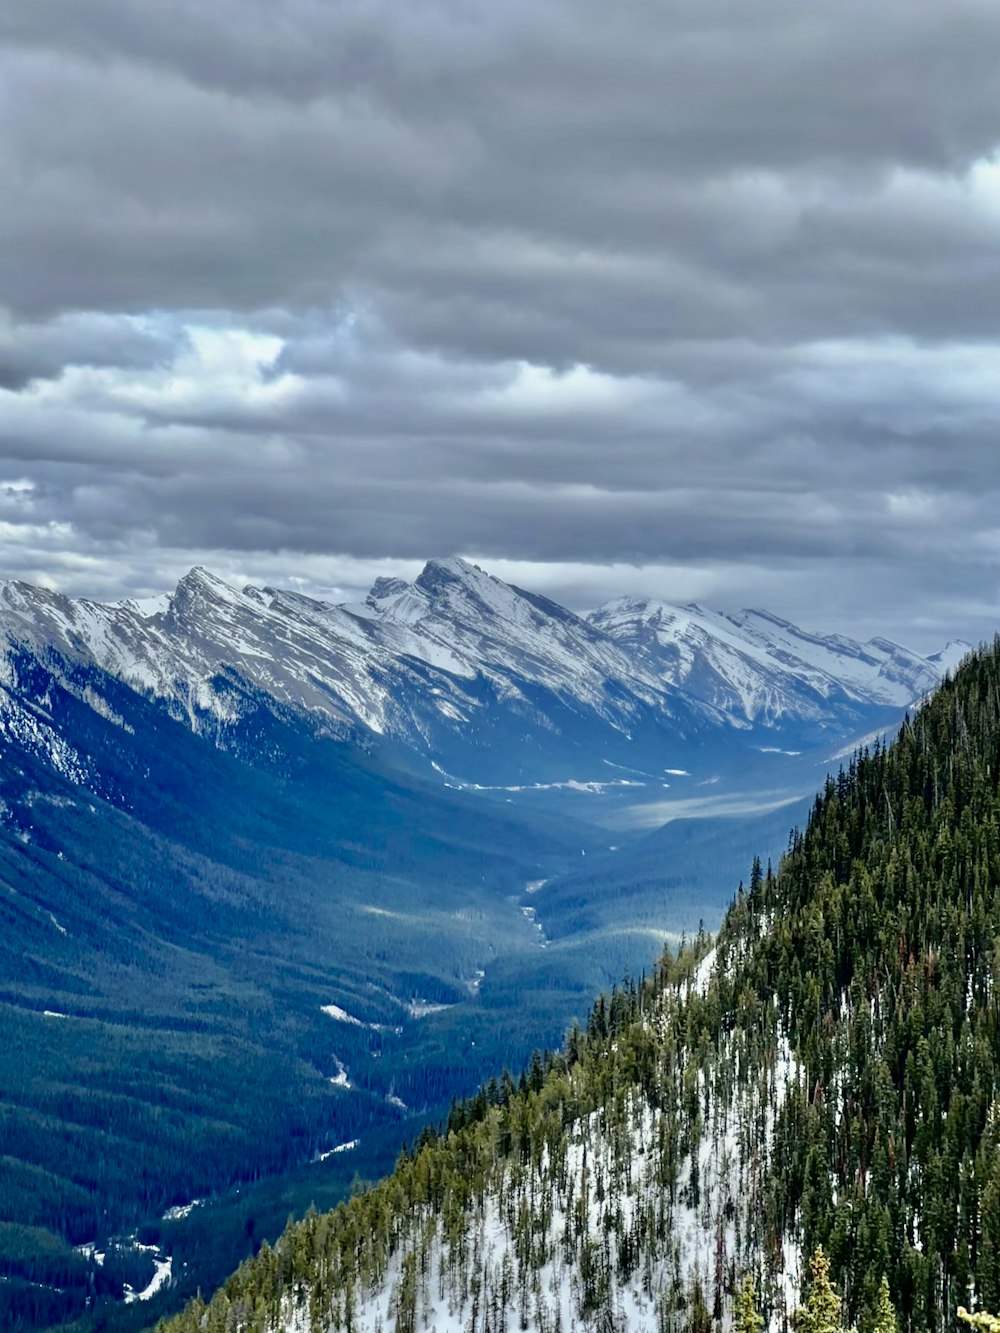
588 596 962 727
0 558 969 793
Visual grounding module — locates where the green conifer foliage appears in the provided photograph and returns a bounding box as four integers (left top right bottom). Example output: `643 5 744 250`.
870 1275 897 1333
733 1274 764 1333
795 1248 843 1333
959 1310 1000 1333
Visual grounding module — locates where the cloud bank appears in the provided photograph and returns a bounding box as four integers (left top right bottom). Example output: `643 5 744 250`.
1 0 999 645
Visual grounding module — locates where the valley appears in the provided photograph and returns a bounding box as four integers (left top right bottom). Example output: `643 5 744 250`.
0 559 960 1331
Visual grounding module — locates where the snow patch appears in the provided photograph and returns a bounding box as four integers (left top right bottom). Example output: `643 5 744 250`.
162 1198 204 1222
124 1255 172 1304
328 1057 352 1089
316 1140 359 1162
321 1004 366 1027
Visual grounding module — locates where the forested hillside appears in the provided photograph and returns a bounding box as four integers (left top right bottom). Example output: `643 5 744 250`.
158 638 1000 1332
0 613 799 1332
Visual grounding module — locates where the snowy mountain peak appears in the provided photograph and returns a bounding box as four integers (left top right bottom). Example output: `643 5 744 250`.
413 557 512 612
406 557 570 637
589 594 953 732
172 566 246 607
928 639 974 674
415 555 481 584
0 559 969 793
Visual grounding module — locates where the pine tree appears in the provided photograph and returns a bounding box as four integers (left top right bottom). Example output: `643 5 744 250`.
733 1274 763 1333
795 1248 844 1333
870 1276 897 1333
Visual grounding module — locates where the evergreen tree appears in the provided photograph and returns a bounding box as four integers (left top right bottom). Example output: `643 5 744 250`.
869 1275 897 1333
795 1248 844 1333
733 1274 763 1333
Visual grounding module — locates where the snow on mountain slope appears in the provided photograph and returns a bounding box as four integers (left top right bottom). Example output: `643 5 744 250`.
283 1058 801 1333
0 560 962 790
589 597 957 734
215 942 806 1333
0 561 727 787
927 638 974 674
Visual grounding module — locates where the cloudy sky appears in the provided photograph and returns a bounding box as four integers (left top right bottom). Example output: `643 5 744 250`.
1 0 999 648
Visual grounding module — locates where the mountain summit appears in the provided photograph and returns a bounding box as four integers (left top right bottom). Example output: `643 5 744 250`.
0 560 967 795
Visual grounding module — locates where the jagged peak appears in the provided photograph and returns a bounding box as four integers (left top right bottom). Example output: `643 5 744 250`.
176 565 230 592
412 557 534 622
414 556 488 593
367 576 410 603
166 568 252 623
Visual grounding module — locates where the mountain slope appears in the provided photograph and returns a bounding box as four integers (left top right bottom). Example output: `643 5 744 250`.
161 636 1000 1333
0 563 959 800
589 597 967 739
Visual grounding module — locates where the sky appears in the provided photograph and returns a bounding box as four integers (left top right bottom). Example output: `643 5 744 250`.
1 0 999 649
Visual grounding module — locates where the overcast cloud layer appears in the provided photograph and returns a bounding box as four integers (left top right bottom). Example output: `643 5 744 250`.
1 0 999 647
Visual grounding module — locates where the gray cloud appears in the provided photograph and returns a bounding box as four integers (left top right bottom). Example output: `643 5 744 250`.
0 0 998 649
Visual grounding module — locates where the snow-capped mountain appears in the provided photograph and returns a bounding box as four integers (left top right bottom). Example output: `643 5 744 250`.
0 558 968 794
589 597 968 738
0 561 722 786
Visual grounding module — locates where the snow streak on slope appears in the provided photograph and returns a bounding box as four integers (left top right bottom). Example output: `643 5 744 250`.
589 598 965 732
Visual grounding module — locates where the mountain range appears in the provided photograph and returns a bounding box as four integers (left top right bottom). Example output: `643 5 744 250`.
0 556 968 804
0 558 971 1331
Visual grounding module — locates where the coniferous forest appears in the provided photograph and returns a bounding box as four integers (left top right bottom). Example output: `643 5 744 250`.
157 639 1000 1332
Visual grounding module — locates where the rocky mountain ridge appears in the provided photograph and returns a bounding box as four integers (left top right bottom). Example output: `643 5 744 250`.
0 558 969 794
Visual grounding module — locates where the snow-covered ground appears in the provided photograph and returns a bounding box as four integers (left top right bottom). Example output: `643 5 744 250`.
315 1140 359 1163
162 1198 204 1222
277 955 804 1333
321 1003 367 1026
327 1057 351 1089
124 1255 173 1304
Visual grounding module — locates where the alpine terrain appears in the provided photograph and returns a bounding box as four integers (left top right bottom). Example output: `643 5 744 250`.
0 559 966 1332
159 637 1000 1333
0 559 964 803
